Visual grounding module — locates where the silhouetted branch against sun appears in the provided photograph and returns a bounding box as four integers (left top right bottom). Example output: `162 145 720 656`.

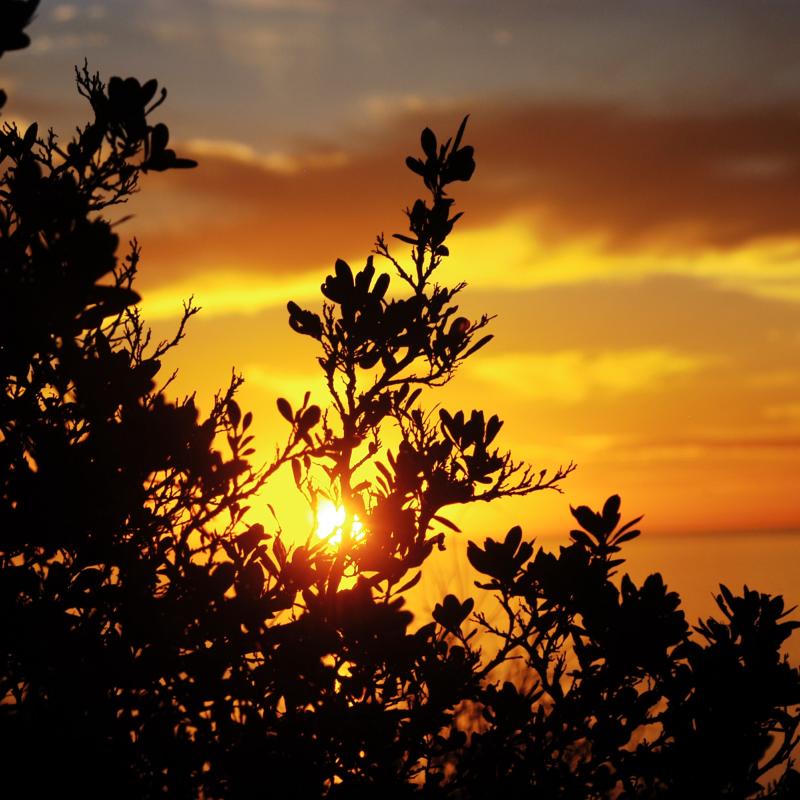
281 115 575 605
2 15 798 796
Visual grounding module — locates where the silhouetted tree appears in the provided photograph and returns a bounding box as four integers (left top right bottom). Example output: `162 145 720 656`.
0 14 274 796
1 15 798 798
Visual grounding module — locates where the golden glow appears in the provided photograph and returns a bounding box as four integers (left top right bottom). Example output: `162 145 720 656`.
449 219 800 301
139 219 800 326
466 348 708 404
314 499 364 547
139 269 321 321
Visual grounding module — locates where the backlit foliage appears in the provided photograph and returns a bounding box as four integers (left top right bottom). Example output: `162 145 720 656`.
1 9 798 797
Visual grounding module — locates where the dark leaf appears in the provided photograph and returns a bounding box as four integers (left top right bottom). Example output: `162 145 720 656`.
277 397 293 423
405 156 425 176
462 334 493 359
432 514 461 533
298 405 321 431
227 399 242 428
421 127 437 159
452 114 470 152
395 571 422 594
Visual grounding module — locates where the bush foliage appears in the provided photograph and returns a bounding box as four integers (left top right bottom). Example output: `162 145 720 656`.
1 8 798 797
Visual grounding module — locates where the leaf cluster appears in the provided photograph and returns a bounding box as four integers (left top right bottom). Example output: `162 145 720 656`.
457 499 800 797
1 32 798 799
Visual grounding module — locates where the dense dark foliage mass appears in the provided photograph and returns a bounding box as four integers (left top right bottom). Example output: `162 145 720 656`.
1 9 799 797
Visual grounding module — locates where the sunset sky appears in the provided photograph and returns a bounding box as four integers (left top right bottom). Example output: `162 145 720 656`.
4 1 800 558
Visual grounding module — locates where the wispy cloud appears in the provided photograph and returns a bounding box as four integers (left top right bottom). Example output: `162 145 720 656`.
29 32 108 54
125 97 800 307
360 93 453 120
184 138 348 174
209 0 331 10
139 270 321 322
51 4 78 23
465 349 708 404
764 402 800 421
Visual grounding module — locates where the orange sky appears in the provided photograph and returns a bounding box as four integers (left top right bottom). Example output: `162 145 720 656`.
3 1 799 551
130 107 800 538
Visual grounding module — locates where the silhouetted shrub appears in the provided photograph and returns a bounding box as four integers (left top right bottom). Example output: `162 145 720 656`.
1 15 798 798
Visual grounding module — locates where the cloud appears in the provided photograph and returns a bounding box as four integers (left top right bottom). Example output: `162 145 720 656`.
52 5 78 23
128 136 418 292
28 32 108 54
139 270 321 322
465 348 707 405
209 0 331 10
184 138 348 174
122 98 800 320
456 102 800 251
360 93 440 121
626 434 800 457
221 101 800 251
764 403 800 421
482 274 800 357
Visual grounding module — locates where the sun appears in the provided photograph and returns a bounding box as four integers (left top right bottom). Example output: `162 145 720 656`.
314 499 364 546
